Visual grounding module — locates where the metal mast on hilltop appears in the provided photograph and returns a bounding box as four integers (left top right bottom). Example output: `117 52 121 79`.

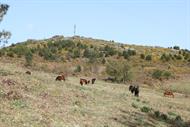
74 24 76 36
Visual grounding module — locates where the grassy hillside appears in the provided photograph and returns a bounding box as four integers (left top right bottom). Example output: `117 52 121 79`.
0 35 190 86
0 62 190 127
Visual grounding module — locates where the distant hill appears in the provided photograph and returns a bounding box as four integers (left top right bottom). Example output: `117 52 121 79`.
0 35 190 86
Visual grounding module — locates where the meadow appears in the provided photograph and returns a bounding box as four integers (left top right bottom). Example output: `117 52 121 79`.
0 62 189 127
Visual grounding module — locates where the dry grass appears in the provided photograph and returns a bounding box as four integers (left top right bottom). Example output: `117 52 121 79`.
0 62 190 127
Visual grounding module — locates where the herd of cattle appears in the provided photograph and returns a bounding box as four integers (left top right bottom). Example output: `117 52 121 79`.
25 71 175 98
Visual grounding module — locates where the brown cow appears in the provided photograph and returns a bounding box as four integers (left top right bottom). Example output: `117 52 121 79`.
80 78 88 85
26 71 31 75
56 74 65 81
164 90 174 98
80 80 84 86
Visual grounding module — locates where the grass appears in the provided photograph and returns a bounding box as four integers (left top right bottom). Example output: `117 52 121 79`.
168 80 190 94
0 62 190 127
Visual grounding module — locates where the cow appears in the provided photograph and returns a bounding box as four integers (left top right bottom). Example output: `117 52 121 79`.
91 78 96 84
26 71 31 75
164 90 174 98
56 74 65 81
80 80 84 86
129 84 139 97
80 78 88 85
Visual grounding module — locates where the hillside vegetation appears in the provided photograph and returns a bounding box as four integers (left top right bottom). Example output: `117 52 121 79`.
0 36 190 86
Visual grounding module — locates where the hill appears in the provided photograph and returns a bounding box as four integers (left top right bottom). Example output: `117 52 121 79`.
0 36 190 126
0 35 190 86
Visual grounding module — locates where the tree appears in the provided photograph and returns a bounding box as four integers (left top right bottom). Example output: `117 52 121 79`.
25 50 33 66
106 60 132 83
0 3 11 44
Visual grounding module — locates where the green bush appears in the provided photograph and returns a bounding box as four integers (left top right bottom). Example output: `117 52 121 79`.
83 48 98 63
160 113 168 121
25 50 33 66
106 60 132 83
72 48 80 58
152 70 163 79
140 54 145 59
123 50 130 59
102 58 106 64
74 65 81 72
160 53 171 61
152 70 172 80
39 48 57 61
174 54 183 60
7 51 14 57
162 71 172 79
173 46 180 50
145 55 152 61
140 106 151 113
104 45 117 57
131 103 138 109
122 49 136 59
154 111 160 118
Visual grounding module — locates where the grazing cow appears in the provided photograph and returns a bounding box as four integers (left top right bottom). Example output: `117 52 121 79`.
80 80 84 86
129 84 139 97
164 90 174 98
80 78 88 85
56 74 65 81
91 78 96 84
26 71 31 75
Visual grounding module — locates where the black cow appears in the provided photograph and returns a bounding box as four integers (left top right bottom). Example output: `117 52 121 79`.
129 85 139 97
91 78 96 84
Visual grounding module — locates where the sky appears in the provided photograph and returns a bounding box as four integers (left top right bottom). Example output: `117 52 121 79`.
1 0 190 49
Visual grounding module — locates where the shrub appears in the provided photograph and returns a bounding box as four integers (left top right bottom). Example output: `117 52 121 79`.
123 50 130 59
173 46 180 50
140 54 145 59
162 71 172 79
131 103 138 109
7 51 14 57
154 111 160 118
25 50 33 66
152 70 172 80
160 113 168 121
102 58 106 64
140 106 151 113
152 70 163 79
72 49 80 58
106 60 132 83
104 45 116 56
174 54 183 60
39 48 57 61
160 53 171 61
83 48 98 63
74 65 81 72
145 55 152 61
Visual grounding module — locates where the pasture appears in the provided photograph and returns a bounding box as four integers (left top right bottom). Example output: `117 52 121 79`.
0 62 189 127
